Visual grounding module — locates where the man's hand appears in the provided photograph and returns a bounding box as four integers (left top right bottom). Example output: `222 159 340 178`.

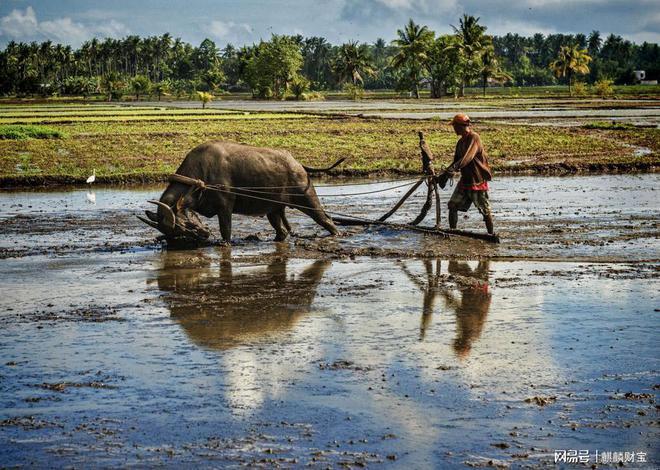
435 171 451 189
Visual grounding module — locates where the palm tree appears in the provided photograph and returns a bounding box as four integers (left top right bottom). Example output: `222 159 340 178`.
334 40 375 86
480 46 511 96
587 30 602 56
550 45 592 95
130 75 151 100
449 14 488 97
390 19 434 98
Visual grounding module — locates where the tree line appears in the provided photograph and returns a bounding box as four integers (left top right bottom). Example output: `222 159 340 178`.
1 15 658 100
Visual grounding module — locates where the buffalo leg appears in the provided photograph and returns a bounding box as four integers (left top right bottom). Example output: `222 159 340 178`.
218 211 232 243
267 211 289 242
281 209 293 235
299 207 339 236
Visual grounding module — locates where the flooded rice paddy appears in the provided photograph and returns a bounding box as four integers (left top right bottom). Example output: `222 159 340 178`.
1 174 658 467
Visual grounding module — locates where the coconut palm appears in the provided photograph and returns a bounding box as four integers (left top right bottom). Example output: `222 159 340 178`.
130 74 151 100
480 46 511 96
449 14 488 97
334 41 375 86
550 45 592 95
390 19 434 98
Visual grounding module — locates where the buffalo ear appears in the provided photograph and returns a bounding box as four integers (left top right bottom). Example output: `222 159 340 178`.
175 195 186 212
175 191 198 212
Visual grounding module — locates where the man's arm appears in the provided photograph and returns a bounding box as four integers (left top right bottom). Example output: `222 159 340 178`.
445 133 480 175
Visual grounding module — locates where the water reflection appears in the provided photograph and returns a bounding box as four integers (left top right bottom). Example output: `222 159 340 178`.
399 260 491 358
153 246 331 350
85 190 96 204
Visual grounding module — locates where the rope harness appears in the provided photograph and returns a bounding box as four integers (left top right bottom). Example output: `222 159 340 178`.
165 172 449 236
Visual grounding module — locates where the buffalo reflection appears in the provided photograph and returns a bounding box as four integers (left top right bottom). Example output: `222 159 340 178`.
399 260 491 358
153 247 331 350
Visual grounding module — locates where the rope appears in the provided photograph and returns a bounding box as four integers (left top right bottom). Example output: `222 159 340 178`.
169 173 421 190
169 173 421 197
193 181 446 236
166 172 450 237
209 180 418 197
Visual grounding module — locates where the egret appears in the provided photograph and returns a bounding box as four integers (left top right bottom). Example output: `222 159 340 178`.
86 169 96 184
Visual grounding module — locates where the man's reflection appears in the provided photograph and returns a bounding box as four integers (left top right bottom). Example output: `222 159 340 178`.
443 261 491 358
152 246 331 350
399 259 491 358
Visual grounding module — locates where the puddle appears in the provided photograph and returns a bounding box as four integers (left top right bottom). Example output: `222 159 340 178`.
0 175 658 466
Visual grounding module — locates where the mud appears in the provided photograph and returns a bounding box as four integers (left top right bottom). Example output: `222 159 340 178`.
0 174 658 467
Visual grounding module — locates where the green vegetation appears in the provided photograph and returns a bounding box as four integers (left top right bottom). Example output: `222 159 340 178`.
582 121 637 130
0 124 66 140
196 91 214 108
391 19 434 98
1 17 657 101
0 106 310 124
0 104 656 185
550 45 592 95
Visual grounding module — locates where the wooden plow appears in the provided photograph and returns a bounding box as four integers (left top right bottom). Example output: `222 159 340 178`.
332 132 500 244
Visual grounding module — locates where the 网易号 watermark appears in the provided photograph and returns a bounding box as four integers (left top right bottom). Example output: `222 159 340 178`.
554 449 648 465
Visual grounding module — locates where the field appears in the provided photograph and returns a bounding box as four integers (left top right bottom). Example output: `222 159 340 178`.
2 100 659 468
1 102 658 186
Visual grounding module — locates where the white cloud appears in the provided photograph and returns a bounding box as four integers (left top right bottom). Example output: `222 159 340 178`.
96 19 130 38
209 20 252 40
0 6 129 46
39 17 89 45
0 6 38 38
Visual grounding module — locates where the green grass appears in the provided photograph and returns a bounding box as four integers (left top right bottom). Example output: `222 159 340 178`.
582 121 640 130
0 124 66 140
0 105 657 185
0 112 318 125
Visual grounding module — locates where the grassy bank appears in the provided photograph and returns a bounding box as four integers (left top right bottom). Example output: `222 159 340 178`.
0 104 657 187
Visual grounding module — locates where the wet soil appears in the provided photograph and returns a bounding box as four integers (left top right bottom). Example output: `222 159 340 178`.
0 175 658 467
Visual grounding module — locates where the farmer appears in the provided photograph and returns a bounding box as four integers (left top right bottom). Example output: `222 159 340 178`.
437 113 494 235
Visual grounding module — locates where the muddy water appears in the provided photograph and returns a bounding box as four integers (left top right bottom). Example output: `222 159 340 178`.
1 175 659 467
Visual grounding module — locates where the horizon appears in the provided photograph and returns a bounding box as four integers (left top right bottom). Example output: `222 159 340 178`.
0 1 658 49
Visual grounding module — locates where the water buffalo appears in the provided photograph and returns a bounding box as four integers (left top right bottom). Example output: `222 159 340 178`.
138 141 342 243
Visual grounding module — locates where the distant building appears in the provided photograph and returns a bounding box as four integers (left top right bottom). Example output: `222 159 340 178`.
634 70 646 81
633 70 657 85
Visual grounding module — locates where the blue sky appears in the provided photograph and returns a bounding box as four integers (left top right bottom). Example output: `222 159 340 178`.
1 0 658 48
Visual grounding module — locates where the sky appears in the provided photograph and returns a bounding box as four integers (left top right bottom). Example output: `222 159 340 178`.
0 0 658 49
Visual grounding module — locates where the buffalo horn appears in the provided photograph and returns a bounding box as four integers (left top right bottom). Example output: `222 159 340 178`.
148 200 175 229
136 215 161 230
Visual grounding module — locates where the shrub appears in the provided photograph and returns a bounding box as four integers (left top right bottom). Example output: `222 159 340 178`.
0 125 66 140
289 76 310 100
196 91 214 108
343 82 364 100
301 91 325 101
594 79 614 97
572 81 587 96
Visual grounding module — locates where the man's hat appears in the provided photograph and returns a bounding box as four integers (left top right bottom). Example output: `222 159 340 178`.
450 113 471 126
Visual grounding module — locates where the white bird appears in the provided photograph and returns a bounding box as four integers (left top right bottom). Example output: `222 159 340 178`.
86 169 96 184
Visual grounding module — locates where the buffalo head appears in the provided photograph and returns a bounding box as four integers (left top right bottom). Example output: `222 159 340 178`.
138 194 211 242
